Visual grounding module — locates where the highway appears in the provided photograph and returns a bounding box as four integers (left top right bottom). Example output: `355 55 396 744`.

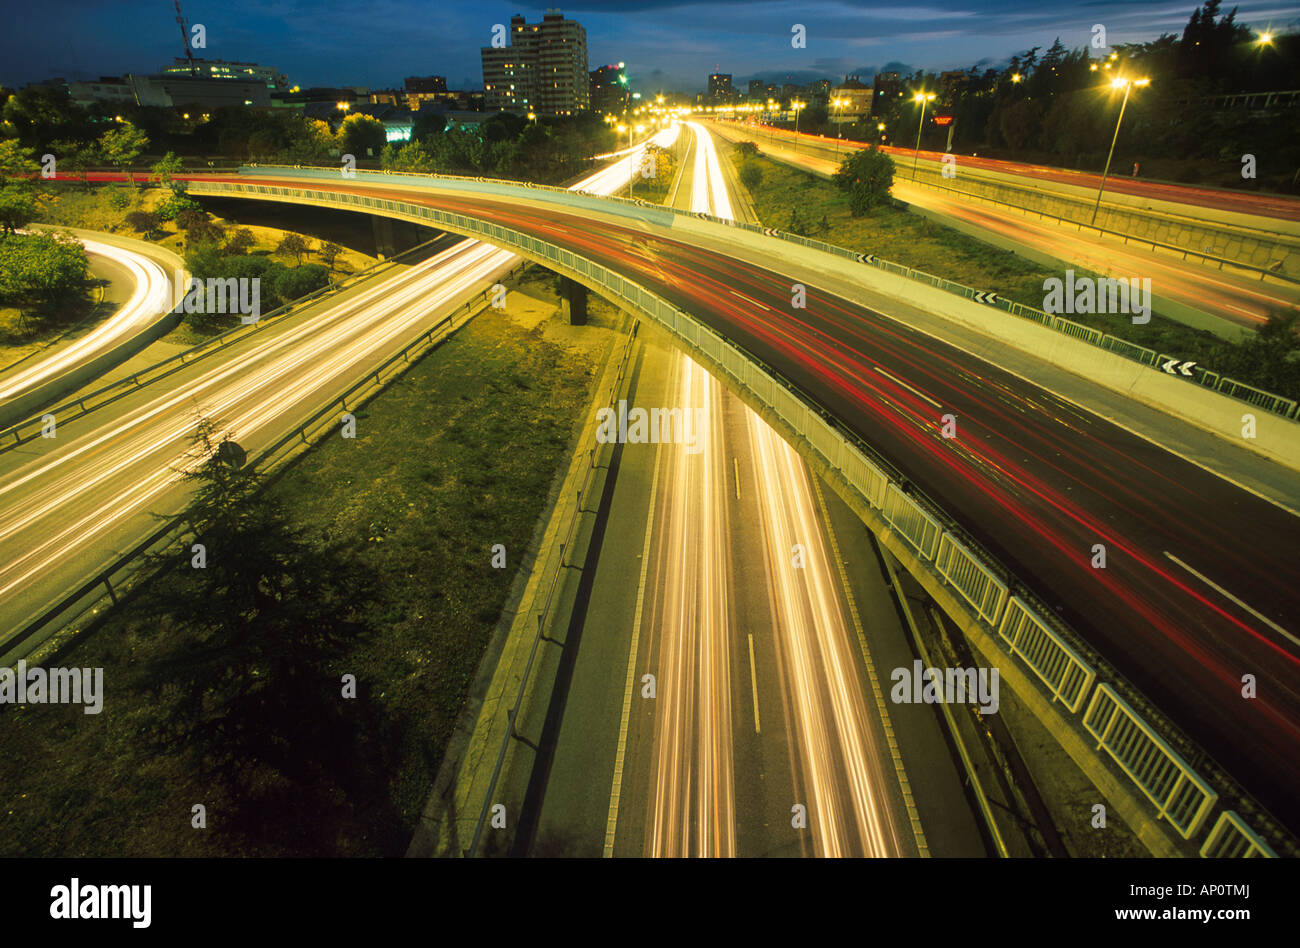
205 156 1300 831
703 120 1300 335
717 119 1300 225
0 134 676 654
524 121 962 856
0 234 176 417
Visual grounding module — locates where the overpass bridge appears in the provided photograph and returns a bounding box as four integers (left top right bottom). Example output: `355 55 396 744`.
176 164 1300 857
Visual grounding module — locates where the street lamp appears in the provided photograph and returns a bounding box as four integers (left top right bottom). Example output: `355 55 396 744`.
831 97 847 152
791 99 806 150
877 121 886 144
1091 76 1149 224
910 91 936 181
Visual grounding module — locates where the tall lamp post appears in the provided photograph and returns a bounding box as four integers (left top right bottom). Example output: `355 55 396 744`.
1091 76 1149 225
791 99 806 151
910 91 935 181
831 97 848 153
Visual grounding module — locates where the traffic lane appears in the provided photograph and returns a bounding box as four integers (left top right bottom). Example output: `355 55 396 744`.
722 123 1300 222
895 185 1299 332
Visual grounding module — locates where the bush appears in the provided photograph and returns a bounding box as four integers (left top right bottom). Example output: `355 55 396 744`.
739 161 763 190
124 209 163 238
156 193 201 222
272 263 330 302
106 187 130 210
833 145 895 216
736 141 759 157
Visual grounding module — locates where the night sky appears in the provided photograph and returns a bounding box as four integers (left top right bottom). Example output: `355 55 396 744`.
2 0 1294 93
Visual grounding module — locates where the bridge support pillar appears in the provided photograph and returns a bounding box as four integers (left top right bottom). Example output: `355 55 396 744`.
559 276 588 326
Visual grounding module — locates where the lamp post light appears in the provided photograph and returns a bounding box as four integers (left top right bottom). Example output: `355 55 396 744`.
910 91 935 181
877 121 886 144
791 99 806 150
832 97 848 153
1091 76 1149 225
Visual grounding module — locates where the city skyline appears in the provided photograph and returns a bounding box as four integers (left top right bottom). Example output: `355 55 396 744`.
3 0 1295 95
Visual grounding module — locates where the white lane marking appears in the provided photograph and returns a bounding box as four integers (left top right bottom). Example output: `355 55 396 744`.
747 633 761 735
728 289 772 312
604 436 665 858
874 366 942 409
1163 551 1298 648
733 455 741 501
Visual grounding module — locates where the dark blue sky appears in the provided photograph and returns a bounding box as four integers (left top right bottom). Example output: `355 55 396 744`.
2 0 1294 92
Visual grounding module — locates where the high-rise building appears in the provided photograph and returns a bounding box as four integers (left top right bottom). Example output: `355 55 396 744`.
708 72 734 101
590 63 629 116
482 12 588 115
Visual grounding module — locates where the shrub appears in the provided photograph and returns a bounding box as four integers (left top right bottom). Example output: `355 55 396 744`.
739 161 762 190
106 187 130 210
124 209 163 238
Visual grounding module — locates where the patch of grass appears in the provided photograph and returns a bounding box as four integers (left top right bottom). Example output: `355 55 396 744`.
0 303 597 856
732 151 1300 401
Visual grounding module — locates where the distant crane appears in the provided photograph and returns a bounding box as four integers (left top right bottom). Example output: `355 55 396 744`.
173 0 197 76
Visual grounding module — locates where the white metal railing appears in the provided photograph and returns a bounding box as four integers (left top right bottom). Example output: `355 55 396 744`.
936 533 1009 628
1199 810 1277 858
1084 683 1218 839
997 597 1097 713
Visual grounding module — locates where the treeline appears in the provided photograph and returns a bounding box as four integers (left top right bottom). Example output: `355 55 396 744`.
380 111 618 184
797 2 1300 190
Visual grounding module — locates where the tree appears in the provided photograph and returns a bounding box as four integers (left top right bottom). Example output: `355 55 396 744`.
223 226 256 255
317 241 342 272
276 233 309 265
98 121 149 187
335 114 386 160
833 145 896 215
736 140 760 157
138 418 369 847
0 183 37 237
0 138 39 179
151 151 186 192
124 209 164 238
0 230 89 322
381 139 436 172
0 85 94 149
411 111 447 142
48 138 99 190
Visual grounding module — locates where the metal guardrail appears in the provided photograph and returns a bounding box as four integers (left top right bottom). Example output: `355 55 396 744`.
2 265 524 666
233 163 1300 421
0 237 445 453
186 177 1286 855
1084 683 1218 839
466 321 640 858
1200 810 1278 858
